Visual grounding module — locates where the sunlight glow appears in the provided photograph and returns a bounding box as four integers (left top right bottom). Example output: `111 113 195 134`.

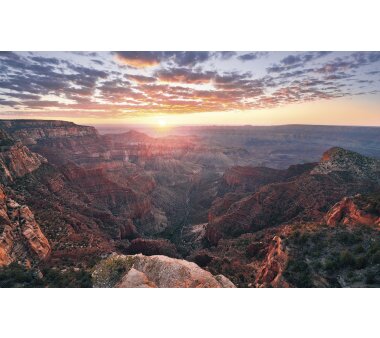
158 119 167 127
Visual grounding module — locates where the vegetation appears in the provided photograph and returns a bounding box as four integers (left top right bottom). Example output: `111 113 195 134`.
284 224 380 287
283 258 313 287
0 263 44 288
91 255 135 287
0 263 92 288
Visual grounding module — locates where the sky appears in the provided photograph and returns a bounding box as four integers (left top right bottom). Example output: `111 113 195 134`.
0 51 379 126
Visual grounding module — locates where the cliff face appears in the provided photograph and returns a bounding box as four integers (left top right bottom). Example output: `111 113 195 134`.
0 130 46 184
92 253 235 288
0 185 50 267
0 120 98 145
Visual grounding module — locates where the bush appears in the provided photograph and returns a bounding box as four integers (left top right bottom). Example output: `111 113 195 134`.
43 268 92 288
284 258 313 287
125 238 179 258
354 255 368 270
324 257 340 273
336 232 361 245
371 251 380 264
193 253 213 267
0 263 44 288
365 271 376 285
339 250 356 268
245 242 263 258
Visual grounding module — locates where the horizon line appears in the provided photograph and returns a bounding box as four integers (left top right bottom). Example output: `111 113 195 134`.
1 118 380 129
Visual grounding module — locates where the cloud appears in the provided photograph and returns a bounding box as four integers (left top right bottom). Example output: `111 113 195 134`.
114 51 213 68
268 51 331 73
126 74 156 83
156 67 216 84
214 51 237 59
1 51 380 118
238 52 268 61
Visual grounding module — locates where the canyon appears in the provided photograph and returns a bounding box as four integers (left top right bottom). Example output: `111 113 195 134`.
0 120 379 287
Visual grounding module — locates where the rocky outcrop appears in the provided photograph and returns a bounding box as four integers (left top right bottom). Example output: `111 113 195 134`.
0 131 46 184
255 236 289 288
0 186 51 266
92 254 236 288
326 196 380 227
0 120 98 145
312 147 380 183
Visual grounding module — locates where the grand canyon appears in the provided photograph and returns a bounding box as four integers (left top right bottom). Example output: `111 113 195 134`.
0 119 379 287
1 51 380 288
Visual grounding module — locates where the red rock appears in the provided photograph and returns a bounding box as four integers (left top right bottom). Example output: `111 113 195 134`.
326 196 380 227
255 236 289 288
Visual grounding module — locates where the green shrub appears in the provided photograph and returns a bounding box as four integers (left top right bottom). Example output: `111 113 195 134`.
0 263 44 288
339 250 356 268
284 258 313 287
354 255 368 270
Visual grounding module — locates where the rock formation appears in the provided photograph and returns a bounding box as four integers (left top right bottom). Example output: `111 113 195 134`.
0 129 46 184
326 195 380 227
92 253 235 288
255 236 289 288
0 185 51 267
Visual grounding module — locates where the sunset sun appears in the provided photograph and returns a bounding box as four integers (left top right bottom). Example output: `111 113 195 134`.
158 119 167 127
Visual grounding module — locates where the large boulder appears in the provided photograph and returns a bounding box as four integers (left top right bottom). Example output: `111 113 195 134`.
92 253 235 288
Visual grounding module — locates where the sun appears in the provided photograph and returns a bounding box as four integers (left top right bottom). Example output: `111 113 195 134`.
158 119 167 127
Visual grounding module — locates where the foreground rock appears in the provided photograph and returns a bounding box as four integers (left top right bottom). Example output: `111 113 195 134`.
92 253 235 288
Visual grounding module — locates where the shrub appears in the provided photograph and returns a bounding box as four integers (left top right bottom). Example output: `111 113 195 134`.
371 251 380 265
43 268 92 288
0 263 44 288
339 250 355 268
365 271 376 285
125 238 179 258
193 253 213 267
354 255 368 270
284 258 313 287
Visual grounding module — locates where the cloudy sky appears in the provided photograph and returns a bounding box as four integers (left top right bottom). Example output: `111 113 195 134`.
0 51 379 126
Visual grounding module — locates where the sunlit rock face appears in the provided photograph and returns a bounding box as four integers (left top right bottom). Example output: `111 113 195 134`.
326 195 380 227
92 253 235 288
0 129 46 185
